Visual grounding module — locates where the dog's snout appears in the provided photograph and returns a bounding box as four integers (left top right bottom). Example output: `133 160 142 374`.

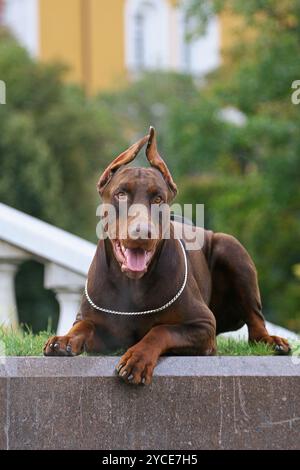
129 221 154 240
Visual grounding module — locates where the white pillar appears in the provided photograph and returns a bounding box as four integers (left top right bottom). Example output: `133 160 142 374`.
0 263 19 327
44 263 85 336
55 291 83 336
0 241 30 328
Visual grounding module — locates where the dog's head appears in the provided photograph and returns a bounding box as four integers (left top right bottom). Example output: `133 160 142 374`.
97 127 177 279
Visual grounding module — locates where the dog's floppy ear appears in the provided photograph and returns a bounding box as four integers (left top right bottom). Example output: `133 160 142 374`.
146 126 177 199
97 134 149 195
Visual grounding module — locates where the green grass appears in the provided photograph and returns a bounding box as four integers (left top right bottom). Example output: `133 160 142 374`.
0 327 50 356
217 337 274 356
0 326 298 357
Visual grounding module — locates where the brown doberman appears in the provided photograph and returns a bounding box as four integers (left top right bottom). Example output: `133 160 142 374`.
44 127 291 384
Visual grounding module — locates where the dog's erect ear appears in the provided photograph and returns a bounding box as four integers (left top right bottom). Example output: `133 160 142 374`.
146 126 177 199
97 134 149 195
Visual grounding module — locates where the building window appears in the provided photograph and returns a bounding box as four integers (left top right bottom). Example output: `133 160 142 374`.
182 13 192 72
178 7 220 76
134 10 145 70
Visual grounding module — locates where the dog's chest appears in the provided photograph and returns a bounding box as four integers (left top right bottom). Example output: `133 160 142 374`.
95 313 156 352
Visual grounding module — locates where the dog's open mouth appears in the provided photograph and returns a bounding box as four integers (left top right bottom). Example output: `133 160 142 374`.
112 240 155 278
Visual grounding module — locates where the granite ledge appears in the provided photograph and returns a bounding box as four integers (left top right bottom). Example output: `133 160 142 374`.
0 355 300 377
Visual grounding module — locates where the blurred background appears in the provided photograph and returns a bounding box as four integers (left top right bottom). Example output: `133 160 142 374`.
0 0 299 333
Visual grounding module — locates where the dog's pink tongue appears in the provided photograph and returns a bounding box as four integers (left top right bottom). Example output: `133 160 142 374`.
125 248 147 272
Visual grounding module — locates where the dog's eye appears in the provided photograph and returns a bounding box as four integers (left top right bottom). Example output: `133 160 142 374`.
152 195 163 204
115 191 127 200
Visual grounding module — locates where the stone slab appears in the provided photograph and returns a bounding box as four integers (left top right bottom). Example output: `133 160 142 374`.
0 357 299 450
0 378 7 450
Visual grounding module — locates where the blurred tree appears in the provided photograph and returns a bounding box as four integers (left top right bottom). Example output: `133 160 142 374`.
0 31 126 240
0 31 126 331
97 71 200 172
175 0 300 329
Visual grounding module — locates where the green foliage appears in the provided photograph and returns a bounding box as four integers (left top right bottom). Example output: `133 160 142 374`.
0 31 126 239
96 71 200 171
173 0 300 330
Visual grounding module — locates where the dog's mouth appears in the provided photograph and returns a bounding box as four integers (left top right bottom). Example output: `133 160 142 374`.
112 240 155 279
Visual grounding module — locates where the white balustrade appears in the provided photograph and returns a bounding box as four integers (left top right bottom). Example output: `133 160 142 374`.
44 263 86 335
0 203 96 333
0 241 30 327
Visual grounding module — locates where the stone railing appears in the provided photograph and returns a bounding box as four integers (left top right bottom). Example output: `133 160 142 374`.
0 203 96 334
0 356 299 449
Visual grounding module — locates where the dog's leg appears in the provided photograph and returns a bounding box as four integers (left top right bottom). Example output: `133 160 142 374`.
43 320 97 356
210 233 291 354
116 318 216 385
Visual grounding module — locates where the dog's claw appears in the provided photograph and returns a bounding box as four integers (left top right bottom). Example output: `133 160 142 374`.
128 374 134 381
275 343 291 355
275 344 286 355
44 334 85 356
121 370 128 377
116 363 125 372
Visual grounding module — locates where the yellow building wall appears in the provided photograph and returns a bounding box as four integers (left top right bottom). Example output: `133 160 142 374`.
39 0 126 93
39 0 83 83
89 0 126 93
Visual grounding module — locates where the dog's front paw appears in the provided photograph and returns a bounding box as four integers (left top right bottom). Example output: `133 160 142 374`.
268 335 291 355
116 347 158 385
43 335 85 356
251 335 291 355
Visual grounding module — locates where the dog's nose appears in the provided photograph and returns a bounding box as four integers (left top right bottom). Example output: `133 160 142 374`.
129 222 153 239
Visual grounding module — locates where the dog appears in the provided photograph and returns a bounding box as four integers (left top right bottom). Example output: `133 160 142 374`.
44 126 291 384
